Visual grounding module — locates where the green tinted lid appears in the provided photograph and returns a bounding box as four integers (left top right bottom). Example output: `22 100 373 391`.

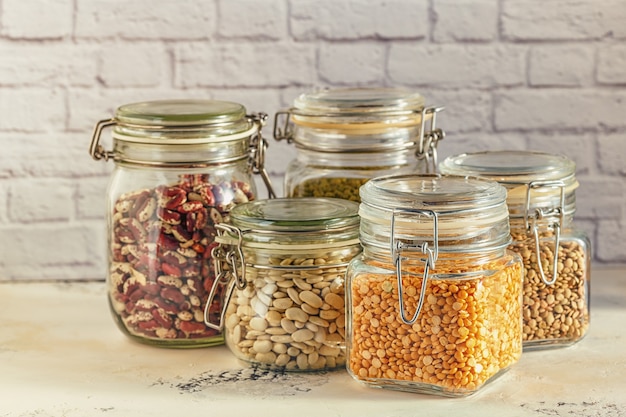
115 99 247 127
111 99 257 145
230 197 360 232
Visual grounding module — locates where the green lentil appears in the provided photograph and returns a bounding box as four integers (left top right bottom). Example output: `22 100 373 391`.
291 177 370 202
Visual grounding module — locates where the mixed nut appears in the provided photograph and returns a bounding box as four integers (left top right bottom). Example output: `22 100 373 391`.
108 174 254 346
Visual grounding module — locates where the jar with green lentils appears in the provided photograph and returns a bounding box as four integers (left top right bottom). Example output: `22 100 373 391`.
273 87 445 202
440 151 591 350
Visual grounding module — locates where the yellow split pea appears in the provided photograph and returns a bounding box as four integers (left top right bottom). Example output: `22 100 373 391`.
347 257 523 394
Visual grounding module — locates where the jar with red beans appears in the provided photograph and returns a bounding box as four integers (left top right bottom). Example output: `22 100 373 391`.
89 99 275 347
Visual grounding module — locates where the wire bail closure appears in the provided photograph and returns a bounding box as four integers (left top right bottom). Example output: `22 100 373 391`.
391 209 439 325
247 113 276 199
204 223 247 331
416 106 445 173
89 118 116 161
524 180 566 286
273 110 294 143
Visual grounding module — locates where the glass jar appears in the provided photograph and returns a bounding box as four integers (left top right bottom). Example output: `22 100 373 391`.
273 87 445 202
89 99 275 348
206 197 362 370
439 151 591 350
346 174 524 397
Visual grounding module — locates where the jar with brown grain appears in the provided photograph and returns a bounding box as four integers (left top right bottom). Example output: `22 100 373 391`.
440 151 590 350
273 87 445 202
89 99 275 348
206 198 362 370
345 174 524 397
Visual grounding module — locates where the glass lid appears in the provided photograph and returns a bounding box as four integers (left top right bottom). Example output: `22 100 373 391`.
360 174 507 213
358 174 511 249
439 151 578 215
293 87 425 115
111 99 256 143
439 150 576 184
230 197 360 232
115 99 248 127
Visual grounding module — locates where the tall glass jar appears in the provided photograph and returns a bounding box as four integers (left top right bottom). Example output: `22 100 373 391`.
206 198 362 370
89 99 275 348
439 151 591 350
346 174 524 397
273 87 445 202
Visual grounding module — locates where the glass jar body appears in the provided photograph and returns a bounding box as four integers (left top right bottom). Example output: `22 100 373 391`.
508 219 590 349
439 150 591 350
223 244 362 370
107 160 257 348
345 250 524 397
285 144 424 202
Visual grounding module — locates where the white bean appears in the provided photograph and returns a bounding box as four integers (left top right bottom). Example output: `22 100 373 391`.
223 253 355 371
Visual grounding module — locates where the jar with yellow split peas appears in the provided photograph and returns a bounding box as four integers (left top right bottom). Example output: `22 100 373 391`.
345 174 524 397
440 151 590 350
273 87 445 202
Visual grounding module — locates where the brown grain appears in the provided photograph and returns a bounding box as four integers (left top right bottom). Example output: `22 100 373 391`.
509 230 589 347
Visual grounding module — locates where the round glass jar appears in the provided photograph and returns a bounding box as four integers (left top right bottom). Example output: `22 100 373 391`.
439 151 591 350
273 87 445 202
346 174 524 397
206 197 362 370
89 99 275 348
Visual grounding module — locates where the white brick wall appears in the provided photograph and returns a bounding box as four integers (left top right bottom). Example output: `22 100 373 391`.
1 0 625 280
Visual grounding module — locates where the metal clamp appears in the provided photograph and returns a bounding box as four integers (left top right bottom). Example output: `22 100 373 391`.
391 209 438 325
417 106 445 173
89 118 116 161
273 110 294 143
524 181 566 286
248 113 277 199
204 224 247 331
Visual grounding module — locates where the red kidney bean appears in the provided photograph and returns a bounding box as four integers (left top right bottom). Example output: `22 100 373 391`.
108 174 254 343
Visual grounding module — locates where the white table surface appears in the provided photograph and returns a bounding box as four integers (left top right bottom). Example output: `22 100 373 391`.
1 267 625 417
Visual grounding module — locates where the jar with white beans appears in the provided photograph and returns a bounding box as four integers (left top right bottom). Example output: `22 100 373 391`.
206 198 362 370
